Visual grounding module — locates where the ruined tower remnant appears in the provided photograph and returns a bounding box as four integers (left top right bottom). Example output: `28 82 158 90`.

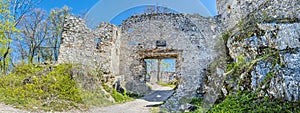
58 16 121 75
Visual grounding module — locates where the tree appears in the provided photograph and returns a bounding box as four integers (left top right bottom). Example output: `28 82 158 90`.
0 0 19 73
10 0 37 26
16 6 71 64
19 9 49 63
9 0 39 65
47 6 70 62
0 0 37 70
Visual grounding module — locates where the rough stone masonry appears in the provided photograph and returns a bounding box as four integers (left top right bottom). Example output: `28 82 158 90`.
58 0 300 112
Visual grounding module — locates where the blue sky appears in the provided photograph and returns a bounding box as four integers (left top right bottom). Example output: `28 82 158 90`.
38 0 217 25
38 0 99 14
36 0 217 71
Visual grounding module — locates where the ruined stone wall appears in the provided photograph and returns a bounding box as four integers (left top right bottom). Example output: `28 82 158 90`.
217 0 299 30
57 0 300 111
58 16 120 75
213 0 300 103
226 23 300 102
120 13 223 111
58 13 223 111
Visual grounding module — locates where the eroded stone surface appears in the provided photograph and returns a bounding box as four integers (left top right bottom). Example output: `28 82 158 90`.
225 11 300 104
217 0 300 30
58 17 121 75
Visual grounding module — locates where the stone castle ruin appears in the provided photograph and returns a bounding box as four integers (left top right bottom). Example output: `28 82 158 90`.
58 0 300 111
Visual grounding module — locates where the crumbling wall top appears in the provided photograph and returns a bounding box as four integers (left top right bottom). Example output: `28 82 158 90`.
217 0 300 30
120 13 211 32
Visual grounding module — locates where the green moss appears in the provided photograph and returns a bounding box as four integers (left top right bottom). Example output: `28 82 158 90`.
221 31 231 42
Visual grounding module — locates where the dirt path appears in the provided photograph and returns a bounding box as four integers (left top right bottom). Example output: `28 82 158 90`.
0 104 27 113
90 84 174 113
0 84 174 113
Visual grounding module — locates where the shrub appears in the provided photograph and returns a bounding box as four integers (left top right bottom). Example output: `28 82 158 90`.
102 83 133 103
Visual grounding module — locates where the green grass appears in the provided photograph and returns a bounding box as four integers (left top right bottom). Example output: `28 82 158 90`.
151 107 160 113
157 81 177 89
0 63 113 112
188 91 300 113
102 83 134 103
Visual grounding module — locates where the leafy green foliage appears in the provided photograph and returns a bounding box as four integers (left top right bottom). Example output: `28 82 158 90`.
47 6 71 61
111 89 131 103
0 0 19 73
0 64 112 111
102 83 133 103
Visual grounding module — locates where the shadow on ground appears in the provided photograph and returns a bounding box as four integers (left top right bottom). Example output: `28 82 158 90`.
141 83 175 107
142 90 174 102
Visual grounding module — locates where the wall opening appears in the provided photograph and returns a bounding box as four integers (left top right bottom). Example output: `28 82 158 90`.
95 38 102 49
144 58 176 83
227 5 231 13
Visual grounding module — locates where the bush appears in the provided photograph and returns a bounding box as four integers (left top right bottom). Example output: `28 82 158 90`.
102 83 133 103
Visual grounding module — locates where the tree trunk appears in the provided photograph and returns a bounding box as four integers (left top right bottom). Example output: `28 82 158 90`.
157 58 161 82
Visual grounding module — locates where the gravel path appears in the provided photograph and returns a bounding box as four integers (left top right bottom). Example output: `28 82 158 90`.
0 84 174 113
90 84 174 113
0 104 27 113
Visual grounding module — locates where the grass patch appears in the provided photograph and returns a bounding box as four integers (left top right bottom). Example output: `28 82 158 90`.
157 81 177 89
0 63 113 112
188 91 300 113
102 83 134 103
208 91 300 113
151 106 161 113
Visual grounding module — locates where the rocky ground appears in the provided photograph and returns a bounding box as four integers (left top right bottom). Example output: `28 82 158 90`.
0 104 27 113
0 83 174 113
